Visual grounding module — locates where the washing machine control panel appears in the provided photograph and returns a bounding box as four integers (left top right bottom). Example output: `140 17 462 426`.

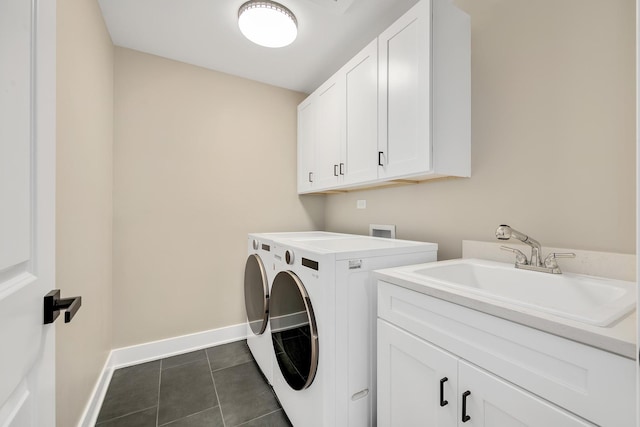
274 246 320 275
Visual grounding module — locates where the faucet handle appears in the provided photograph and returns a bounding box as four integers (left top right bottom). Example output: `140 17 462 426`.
543 252 576 269
500 245 528 265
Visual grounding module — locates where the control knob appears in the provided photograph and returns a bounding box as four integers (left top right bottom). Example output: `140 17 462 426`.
285 250 295 265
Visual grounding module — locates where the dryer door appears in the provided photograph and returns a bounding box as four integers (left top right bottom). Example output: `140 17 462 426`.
244 254 269 335
270 270 319 391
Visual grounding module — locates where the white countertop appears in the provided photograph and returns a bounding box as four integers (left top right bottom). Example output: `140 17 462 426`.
375 266 637 359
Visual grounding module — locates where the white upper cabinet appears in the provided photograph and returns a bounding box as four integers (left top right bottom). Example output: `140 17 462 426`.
297 40 378 193
297 96 316 193
314 77 344 189
343 40 379 185
297 0 470 194
378 0 431 179
378 0 470 181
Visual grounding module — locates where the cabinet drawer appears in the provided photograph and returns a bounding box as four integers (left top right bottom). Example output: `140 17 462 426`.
378 281 635 426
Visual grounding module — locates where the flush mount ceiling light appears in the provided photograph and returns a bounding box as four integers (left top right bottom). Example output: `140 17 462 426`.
238 1 298 48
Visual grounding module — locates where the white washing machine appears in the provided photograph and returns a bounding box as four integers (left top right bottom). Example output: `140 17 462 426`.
244 231 353 385
268 236 438 427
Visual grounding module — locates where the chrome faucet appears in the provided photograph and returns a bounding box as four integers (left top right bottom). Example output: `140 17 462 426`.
495 224 542 267
495 225 575 274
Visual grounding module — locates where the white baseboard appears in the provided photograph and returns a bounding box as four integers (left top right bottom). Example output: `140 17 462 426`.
108 323 248 369
77 323 247 427
77 353 114 427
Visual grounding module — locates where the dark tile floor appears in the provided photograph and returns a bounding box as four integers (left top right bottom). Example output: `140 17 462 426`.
96 340 292 427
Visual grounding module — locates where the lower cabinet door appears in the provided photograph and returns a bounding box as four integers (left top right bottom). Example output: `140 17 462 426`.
377 319 457 427
458 361 595 427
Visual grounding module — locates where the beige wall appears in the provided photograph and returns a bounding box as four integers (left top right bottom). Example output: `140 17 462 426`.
325 0 636 260
113 48 324 348
56 0 114 425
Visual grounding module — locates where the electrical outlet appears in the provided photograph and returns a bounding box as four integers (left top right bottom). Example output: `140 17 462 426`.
356 200 366 209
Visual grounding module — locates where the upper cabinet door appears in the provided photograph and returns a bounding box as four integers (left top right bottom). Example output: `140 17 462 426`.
343 39 378 185
297 97 316 193
314 77 344 189
378 0 431 179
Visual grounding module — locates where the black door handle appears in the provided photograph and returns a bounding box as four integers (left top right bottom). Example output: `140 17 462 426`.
339 163 344 175
439 377 448 407
378 151 384 166
44 289 82 324
462 390 471 422
334 164 339 176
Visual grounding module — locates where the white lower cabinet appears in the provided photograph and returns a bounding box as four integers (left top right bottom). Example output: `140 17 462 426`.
378 320 593 427
378 319 458 426
458 360 593 427
377 281 635 427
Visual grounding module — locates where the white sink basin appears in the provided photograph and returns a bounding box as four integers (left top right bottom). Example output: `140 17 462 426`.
391 259 636 327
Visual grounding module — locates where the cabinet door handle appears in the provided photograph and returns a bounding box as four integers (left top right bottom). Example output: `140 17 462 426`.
339 163 344 175
462 390 471 422
439 377 448 407
334 164 339 176
378 151 384 166
308 172 313 183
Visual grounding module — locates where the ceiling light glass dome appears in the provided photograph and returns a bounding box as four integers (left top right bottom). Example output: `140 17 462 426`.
238 1 298 48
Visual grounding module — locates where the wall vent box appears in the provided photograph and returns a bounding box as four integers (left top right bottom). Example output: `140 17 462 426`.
370 224 396 239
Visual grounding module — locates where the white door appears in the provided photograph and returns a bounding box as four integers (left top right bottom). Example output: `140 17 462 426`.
458 361 595 427
0 0 56 425
636 1 639 421
377 320 458 427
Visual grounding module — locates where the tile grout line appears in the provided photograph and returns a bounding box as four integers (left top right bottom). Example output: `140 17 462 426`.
157 406 217 427
234 408 284 427
95 405 158 426
161 351 208 371
210 358 254 373
156 359 163 427
206 349 227 427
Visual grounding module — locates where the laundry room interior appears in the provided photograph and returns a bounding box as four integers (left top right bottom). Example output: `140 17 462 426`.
16 0 637 425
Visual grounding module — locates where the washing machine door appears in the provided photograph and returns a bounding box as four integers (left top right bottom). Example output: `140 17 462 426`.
244 254 269 335
270 270 319 391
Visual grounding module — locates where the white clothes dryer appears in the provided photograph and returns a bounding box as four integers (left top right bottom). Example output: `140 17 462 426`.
244 231 353 385
268 236 438 427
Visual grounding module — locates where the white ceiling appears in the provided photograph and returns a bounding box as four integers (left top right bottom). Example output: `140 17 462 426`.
97 0 419 93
